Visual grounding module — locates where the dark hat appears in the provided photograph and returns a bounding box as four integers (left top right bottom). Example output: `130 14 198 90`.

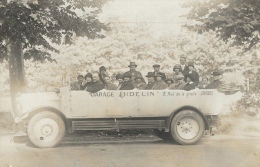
99 66 106 72
128 62 137 67
116 73 124 80
153 64 160 68
123 73 132 79
135 74 143 80
77 74 84 78
173 64 181 70
187 61 194 67
212 71 222 76
85 73 93 80
145 72 155 77
176 75 184 80
186 74 195 82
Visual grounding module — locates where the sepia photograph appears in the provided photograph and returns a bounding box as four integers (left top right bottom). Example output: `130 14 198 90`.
0 0 259 166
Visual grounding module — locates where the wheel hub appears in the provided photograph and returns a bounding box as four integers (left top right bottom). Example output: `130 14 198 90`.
41 125 53 136
176 117 200 140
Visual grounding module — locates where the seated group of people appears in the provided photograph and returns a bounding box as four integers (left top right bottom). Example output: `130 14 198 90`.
71 56 222 93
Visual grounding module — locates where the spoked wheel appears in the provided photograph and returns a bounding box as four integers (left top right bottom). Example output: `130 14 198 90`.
153 129 172 141
170 110 205 145
27 111 65 148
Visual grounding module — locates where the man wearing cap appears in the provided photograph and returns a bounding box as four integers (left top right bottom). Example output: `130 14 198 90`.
115 73 124 90
175 75 186 90
103 75 117 90
120 73 135 90
173 64 184 82
134 74 147 90
123 62 146 84
153 64 166 81
185 61 199 86
206 71 222 89
99 66 107 85
183 74 196 91
152 73 167 90
180 55 189 76
71 74 84 90
85 72 104 93
145 72 156 90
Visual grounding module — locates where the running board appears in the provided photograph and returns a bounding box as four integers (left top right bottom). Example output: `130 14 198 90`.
72 119 166 131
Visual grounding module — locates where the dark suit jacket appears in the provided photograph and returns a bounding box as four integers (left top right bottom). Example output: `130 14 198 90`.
120 80 135 90
180 65 189 76
185 70 199 86
182 82 196 91
86 81 104 93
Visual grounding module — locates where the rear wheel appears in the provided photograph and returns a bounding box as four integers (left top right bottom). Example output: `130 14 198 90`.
27 111 65 148
170 110 205 145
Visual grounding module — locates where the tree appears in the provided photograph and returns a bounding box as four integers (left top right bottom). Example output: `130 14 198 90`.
183 0 260 50
0 0 108 113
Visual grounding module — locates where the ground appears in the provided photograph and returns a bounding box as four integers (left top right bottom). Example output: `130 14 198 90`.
0 129 259 167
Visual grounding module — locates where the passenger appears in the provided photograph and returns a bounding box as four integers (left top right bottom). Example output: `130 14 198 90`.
85 72 104 93
116 73 124 90
179 55 189 76
71 74 84 90
185 61 199 86
103 75 117 90
206 71 222 89
82 73 93 90
183 74 196 91
145 72 156 90
123 62 146 84
120 73 135 90
152 64 166 81
198 77 209 89
165 78 175 89
152 74 167 90
134 74 147 90
175 75 186 90
98 66 107 85
172 64 184 82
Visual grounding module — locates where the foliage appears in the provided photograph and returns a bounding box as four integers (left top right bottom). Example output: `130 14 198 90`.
0 0 108 61
184 0 260 50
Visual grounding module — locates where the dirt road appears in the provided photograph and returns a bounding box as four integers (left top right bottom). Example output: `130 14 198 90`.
0 131 259 167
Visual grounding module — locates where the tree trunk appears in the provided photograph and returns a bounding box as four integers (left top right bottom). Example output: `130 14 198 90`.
7 39 26 116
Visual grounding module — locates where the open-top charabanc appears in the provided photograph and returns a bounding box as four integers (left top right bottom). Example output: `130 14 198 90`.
13 87 222 148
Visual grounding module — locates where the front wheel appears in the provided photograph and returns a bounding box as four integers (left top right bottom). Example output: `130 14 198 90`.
170 110 205 145
27 111 65 148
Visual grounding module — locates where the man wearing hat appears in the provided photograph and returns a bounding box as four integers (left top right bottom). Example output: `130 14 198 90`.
123 62 146 84
183 74 196 91
134 74 147 90
145 72 156 90
180 55 189 76
120 73 135 90
174 75 186 90
85 72 104 93
153 64 166 81
152 73 167 90
71 74 84 90
99 66 107 85
206 70 222 89
165 78 175 89
173 64 184 82
185 61 199 86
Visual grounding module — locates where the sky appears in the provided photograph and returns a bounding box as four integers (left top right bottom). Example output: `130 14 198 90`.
100 0 190 37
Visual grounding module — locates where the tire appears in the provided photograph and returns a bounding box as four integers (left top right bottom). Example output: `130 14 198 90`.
153 129 172 141
27 111 65 148
170 110 205 145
